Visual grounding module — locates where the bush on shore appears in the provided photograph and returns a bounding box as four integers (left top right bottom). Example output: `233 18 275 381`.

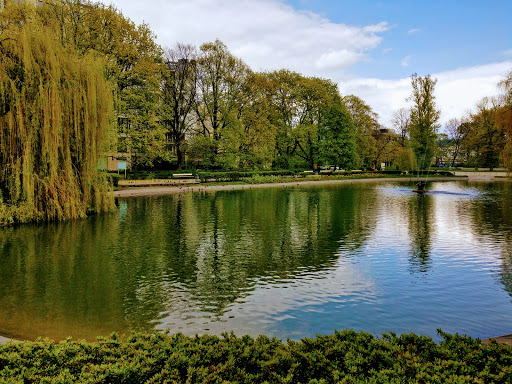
0 330 511 383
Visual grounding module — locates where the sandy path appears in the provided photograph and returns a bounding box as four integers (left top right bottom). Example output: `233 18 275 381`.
0 335 18 344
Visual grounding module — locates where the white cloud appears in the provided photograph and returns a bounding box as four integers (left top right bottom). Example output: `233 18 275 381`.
503 49 512 57
340 61 512 128
400 55 412 67
315 50 364 71
408 28 421 34
106 0 389 75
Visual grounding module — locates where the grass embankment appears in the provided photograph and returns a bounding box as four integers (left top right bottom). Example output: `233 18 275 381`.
1 330 511 383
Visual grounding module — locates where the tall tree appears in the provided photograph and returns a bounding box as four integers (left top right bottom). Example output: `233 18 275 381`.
235 72 276 168
161 43 198 168
0 2 114 224
193 39 251 168
318 95 356 169
392 108 410 147
471 97 503 170
372 127 401 169
496 105 512 173
266 71 345 169
408 74 441 169
498 69 512 173
290 76 334 168
389 108 414 169
40 0 165 168
265 69 302 168
342 95 379 168
445 118 470 167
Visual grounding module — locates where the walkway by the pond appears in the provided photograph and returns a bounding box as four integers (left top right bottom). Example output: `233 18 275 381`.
482 334 512 346
453 170 509 179
114 177 464 198
0 336 17 344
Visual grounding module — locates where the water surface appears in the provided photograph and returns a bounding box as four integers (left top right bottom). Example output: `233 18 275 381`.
0 180 511 341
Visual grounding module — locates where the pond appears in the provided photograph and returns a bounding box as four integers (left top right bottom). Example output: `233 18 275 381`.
0 180 511 342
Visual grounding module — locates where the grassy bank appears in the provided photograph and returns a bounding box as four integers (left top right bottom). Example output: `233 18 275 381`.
1 330 510 383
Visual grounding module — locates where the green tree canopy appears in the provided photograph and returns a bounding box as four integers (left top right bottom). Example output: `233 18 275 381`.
40 0 165 168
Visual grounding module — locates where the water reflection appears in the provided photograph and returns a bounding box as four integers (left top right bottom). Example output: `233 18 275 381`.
0 180 511 341
466 182 512 297
408 195 434 273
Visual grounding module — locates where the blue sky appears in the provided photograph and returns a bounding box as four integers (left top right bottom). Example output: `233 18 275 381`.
107 0 512 127
286 0 512 78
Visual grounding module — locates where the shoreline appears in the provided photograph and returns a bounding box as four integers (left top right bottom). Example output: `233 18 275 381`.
114 176 466 198
2 333 511 346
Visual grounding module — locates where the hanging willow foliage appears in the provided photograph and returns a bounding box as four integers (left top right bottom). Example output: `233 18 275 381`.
0 3 115 225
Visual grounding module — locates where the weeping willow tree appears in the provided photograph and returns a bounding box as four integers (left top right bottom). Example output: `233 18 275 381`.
0 2 115 225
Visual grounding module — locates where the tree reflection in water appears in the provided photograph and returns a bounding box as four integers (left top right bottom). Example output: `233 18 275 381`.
0 185 372 341
467 182 512 296
408 194 434 274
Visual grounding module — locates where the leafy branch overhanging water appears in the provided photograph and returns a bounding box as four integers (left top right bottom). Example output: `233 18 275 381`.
0 3 115 224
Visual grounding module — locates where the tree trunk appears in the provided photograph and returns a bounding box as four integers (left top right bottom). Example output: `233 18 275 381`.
176 142 183 169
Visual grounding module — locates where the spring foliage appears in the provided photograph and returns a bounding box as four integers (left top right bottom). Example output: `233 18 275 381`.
0 3 114 225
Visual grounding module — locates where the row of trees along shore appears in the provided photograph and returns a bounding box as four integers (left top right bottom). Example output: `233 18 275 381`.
0 0 511 224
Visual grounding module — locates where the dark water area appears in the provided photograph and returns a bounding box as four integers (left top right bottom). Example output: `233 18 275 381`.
0 180 511 342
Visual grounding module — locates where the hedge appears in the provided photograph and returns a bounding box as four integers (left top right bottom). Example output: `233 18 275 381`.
1 330 511 383
197 170 296 183
376 170 405 175
409 170 455 176
126 170 195 180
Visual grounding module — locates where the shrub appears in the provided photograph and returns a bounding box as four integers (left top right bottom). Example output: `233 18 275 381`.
0 330 511 383
378 170 404 175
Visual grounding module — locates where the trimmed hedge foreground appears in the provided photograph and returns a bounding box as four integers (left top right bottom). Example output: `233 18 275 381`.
1 330 511 383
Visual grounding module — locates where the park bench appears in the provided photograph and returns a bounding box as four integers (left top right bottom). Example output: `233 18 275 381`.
172 173 194 179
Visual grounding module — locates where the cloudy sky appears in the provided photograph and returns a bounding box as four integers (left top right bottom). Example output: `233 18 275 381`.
105 0 512 129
